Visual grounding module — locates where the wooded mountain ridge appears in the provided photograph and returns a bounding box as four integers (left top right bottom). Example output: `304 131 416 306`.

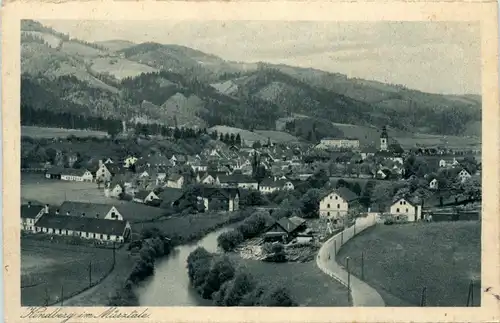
21 19 481 138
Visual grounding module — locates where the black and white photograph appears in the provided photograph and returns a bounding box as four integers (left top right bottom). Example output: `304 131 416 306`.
18 18 485 310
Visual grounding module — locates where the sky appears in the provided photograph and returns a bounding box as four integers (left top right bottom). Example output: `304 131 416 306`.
40 20 481 95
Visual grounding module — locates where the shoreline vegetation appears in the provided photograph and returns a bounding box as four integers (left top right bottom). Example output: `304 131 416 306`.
107 209 251 306
187 247 297 307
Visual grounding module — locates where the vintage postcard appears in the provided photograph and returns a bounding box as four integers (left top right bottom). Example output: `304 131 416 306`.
2 1 499 322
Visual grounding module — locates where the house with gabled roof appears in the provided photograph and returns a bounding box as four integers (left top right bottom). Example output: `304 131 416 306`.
21 202 48 232
133 190 161 204
166 174 184 189
34 212 131 243
259 178 295 194
158 188 184 207
429 178 439 190
319 187 359 222
263 216 306 243
457 168 472 183
199 187 240 212
389 197 422 222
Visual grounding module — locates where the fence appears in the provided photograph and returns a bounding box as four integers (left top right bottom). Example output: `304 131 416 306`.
316 213 384 306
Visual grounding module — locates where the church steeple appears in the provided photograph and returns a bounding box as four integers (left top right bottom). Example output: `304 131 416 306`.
380 126 388 151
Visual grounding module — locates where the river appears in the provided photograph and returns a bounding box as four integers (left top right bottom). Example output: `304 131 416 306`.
136 226 233 306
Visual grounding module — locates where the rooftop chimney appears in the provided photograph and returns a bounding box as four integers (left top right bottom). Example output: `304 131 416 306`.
44 204 49 214
66 211 70 216
99 159 103 167
27 201 31 208
55 209 60 215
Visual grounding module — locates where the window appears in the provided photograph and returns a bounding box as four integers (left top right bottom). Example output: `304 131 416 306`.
327 204 330 208
337 204 340 209
396 208 400 212
327 212 330 216
406 208 408 213
400 201 403 205
396 216 400 220
100 234 103 239
335 196 338 200
329 196 332 199
403 201 407 205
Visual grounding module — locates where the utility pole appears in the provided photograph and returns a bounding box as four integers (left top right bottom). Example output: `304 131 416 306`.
89 261 92 287
60 285 64 306
420 287 427 307
466 280 474 306
346 257 351 302
113 241 116 266
361 252 365 280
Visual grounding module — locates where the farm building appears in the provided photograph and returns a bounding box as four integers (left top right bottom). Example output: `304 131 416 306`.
259 178 295 194
197 187 240 212
263 216 307 243
56 201 125 221
34 212 131 243
45 167 94 182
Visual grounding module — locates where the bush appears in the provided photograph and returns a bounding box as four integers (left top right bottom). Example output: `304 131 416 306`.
199 256 235 299
262 242 287 262
217 230 244 252
258 286 297 307
213 271 256 306
187 247 213 288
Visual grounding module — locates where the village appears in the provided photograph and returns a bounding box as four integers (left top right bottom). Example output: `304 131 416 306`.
20 124 482 307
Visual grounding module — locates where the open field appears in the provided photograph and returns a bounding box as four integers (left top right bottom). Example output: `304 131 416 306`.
229 256 351 307
254 130 301 144
22 126 108 139
21 239 115 306
90 57 158 80
209 125 301 145
22 173 119 206
132 211 248 244
336 222 481 306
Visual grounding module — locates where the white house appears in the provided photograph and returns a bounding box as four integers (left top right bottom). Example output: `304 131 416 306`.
219 174 258 190
107 183 124 198
133 190 160 204
439 158 460 168
61 169 93 182
319 187 359 223
429 178 439 190
259 178 295 194
457 169 472 183
389 198 422 222
34 212 131 243
124 156 138 168
166 174 184 189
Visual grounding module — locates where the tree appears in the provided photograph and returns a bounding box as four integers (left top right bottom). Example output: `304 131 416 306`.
235 134 242 146
300 188 322 218
214 271 256 306
230 133 236 145
252 141 261 149
217 230 244 252
200 256 235 299
224 133 230 144
351 182 362 196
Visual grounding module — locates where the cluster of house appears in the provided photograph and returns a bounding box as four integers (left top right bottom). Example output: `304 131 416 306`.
20 201 132 243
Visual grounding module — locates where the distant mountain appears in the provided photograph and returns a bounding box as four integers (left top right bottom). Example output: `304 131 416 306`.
20 19 482 139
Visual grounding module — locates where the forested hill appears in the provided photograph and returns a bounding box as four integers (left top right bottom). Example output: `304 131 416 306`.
20 19 482 137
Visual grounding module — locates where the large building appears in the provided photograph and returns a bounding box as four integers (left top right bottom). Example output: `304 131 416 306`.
318 138 360 150
319 187 359 225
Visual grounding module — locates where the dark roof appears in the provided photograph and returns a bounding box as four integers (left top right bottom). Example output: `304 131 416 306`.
46 167 64 175
35 213 128 236
134 190 153 200
159 188 184 204
105 164 125 175
21 204 45 219
61 168 89 176
200 187 240 199
361 146 378 153
219 174 257 184
58 201 115 217
168 174 183 181
288 216 306 227
322 187 359 202
275 217 304 234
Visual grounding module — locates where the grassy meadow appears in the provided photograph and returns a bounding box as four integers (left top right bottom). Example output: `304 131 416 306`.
336 222 481 306
21 239 115 306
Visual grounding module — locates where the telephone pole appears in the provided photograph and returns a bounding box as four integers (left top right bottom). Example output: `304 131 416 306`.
60 285 64 306
89 261 92 287
346 257 351 302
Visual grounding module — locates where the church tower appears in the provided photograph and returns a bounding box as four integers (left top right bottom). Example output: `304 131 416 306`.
380 126 388 151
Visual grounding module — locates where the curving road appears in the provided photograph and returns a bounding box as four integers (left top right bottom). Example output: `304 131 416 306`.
316 215 385 307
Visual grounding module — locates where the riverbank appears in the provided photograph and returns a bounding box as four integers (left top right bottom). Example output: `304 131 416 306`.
61 210 250 306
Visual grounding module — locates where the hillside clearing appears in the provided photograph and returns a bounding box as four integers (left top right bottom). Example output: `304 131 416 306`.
336 222 481 306
90 57 158 80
